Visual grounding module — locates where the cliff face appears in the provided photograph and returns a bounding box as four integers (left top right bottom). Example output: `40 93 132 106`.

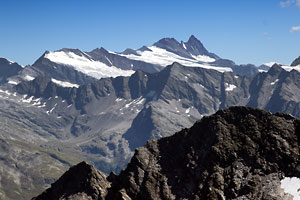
33 107 300 200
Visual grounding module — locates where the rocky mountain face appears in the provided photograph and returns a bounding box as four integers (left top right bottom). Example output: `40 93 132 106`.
33 106 300 200
0 38 300 199
0 58 23 83
1 60 300 199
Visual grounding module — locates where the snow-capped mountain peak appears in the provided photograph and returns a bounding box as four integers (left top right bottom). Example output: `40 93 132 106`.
263 62 279 67
116 35 232 72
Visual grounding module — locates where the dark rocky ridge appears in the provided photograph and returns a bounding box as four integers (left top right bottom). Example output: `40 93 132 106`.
32 161 110 200
34 107 300 199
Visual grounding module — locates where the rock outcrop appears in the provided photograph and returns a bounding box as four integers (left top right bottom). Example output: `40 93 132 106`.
33 107 300 199
32 161 109 200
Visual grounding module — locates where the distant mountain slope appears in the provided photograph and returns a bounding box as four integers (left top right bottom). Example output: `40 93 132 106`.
0 58 23 84
13 62 300 153
118 35 258 76
33 107 300 200
1 45 300 199
4 35 260 88
291 55 300 66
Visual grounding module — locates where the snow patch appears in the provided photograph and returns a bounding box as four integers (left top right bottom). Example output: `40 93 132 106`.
182 42 187 50
191 54 216 63
46 103 57 114
225 83 237 91
24 75 35 81
37 102 46 108
185 107 191 114
51 78 79 88
258 69 268 73
270 79 279 85
115 98 123 102
21 96 34 103
7 80 19 85
124 97 145 108
281 177 300 200
105 56 112 65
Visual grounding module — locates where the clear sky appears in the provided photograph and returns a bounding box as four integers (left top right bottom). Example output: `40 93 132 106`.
0 0 299 66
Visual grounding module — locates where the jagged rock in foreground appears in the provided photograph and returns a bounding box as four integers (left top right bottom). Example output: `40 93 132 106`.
34 107 300 199
32 161 110 200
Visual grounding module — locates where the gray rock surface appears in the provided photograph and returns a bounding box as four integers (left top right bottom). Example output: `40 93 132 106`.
1 61 300 199
34 107 300 200
0 58 23 83
107 107 300 199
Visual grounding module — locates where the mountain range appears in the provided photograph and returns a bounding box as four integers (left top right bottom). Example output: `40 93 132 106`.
0 35 300 199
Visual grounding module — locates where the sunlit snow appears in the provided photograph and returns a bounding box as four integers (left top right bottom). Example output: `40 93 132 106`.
185 107 191 114
225 83 237 91
8 80 19 85
119 46 231 72
270 79 279 85
282 65 300 72
258 69 268 73
281 177 300 200
51 78 79 88
191 54 216 63
45 51 135 79
264 62 278 67
24 75 35 81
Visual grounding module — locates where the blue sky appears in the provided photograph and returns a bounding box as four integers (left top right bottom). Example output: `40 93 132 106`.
0 0 299 66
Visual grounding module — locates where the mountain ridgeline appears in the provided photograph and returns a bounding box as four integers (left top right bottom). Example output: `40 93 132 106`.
4 35 260 88
0 35 300 199
33 107 300 200
14 63 300 143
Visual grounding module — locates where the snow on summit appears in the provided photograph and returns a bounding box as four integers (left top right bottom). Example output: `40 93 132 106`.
119 46 231 72
44 50 135 79
120 45 216 66
281 65 300 72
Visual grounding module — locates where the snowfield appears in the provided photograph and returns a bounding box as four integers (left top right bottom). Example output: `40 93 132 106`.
45 51 135 79
119 46 232 73
281 177 300 200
